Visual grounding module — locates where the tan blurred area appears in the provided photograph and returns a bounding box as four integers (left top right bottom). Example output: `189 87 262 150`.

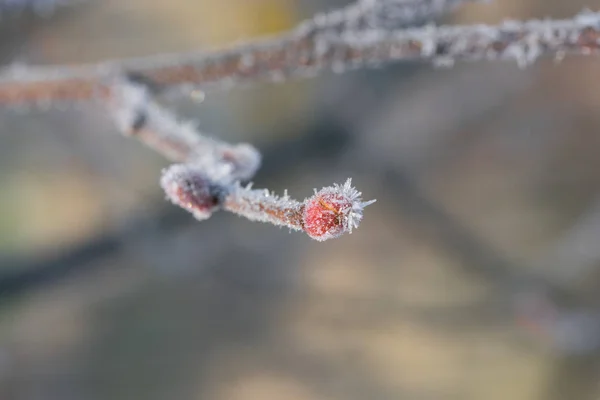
2 1 600 399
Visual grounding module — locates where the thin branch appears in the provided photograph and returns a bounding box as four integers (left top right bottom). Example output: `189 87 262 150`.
0 111 359 299
107 75 375 241
0 0 479 105
3 5 600 105
106 73 261 180
161 164 375 241
224 178 375 241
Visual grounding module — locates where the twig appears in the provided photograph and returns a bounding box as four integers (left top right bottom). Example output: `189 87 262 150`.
161 164 375 241
106 75 375 241
0 110 358 298
2 5 600 105
106 73 261 179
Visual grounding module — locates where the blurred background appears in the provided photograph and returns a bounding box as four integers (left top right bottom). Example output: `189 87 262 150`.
2 0 600 399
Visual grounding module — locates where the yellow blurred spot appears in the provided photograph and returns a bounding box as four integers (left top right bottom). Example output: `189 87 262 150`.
5 170 107 252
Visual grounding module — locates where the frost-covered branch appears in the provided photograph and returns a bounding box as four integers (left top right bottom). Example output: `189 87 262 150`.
162 164 375 241
298 0 483 33
106 74 261 181
107 75 374 241
4 4 600 105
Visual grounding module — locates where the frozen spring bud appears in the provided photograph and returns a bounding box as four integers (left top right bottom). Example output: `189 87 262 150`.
160 164 221 221
302 179 376 241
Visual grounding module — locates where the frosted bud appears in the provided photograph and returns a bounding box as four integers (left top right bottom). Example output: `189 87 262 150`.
302 179 375 241
160 164 221 220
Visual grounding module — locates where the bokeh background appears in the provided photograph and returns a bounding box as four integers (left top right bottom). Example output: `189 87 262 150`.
2 0 600 399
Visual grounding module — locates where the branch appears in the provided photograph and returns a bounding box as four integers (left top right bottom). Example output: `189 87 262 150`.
161 164 375 241
106 73 261 179
4 5 600 105
107 75 375 241
0 110 359 299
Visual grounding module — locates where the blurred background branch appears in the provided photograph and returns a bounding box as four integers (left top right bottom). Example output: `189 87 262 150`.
0 1 599 106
